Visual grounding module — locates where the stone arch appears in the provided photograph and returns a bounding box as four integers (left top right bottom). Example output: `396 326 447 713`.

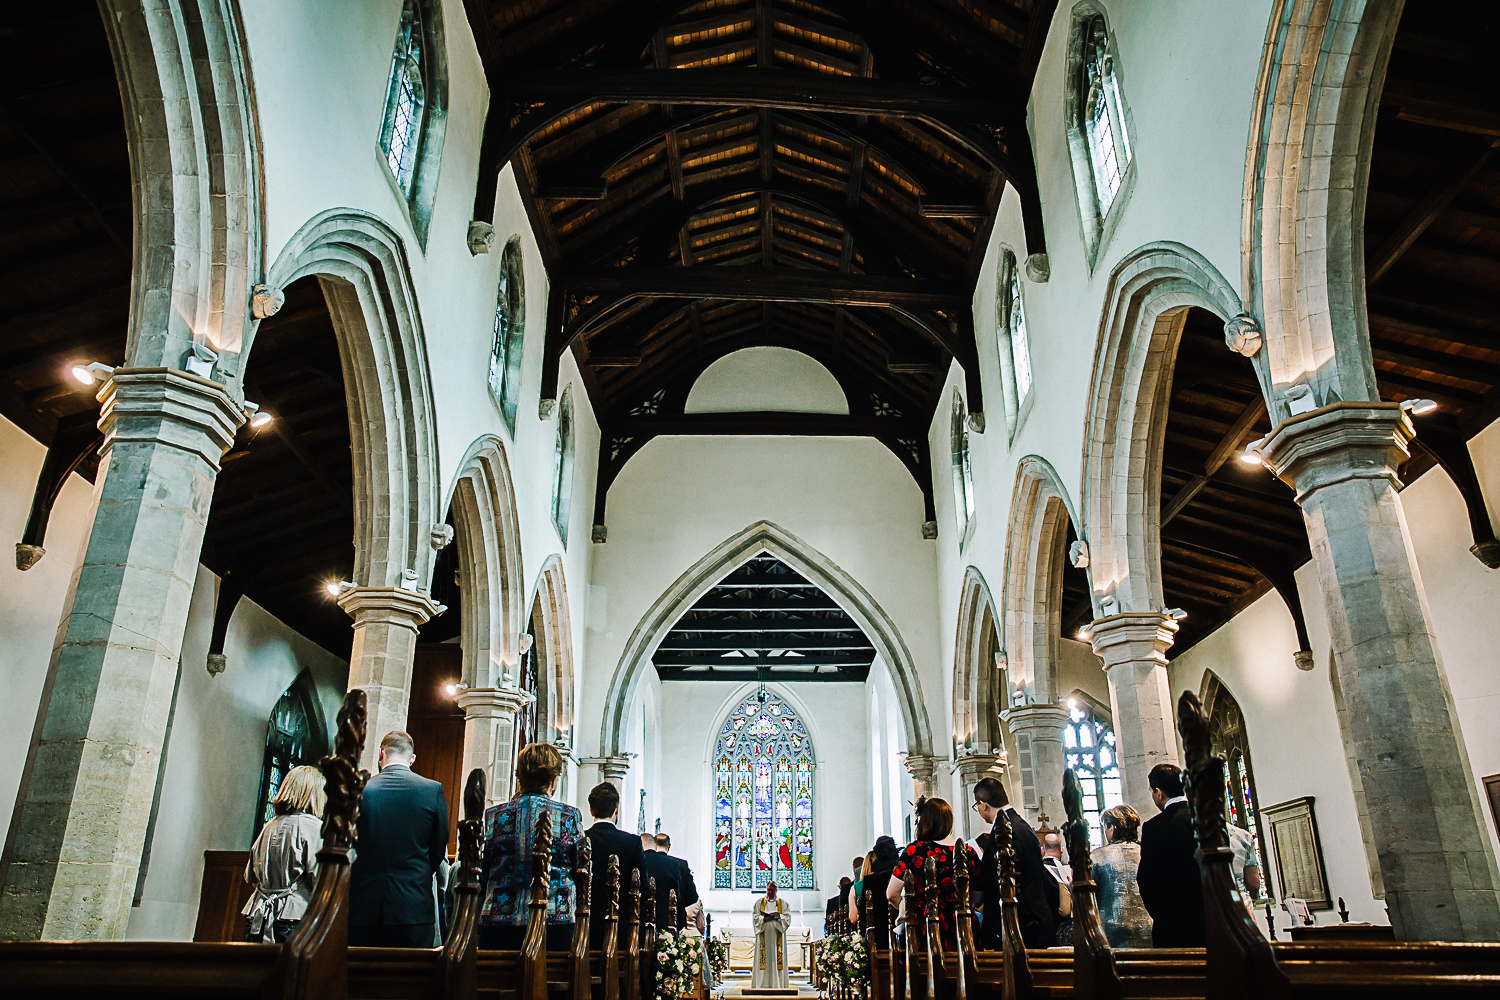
1002 456 1084 703
1243 0 1402 414
1080 242 1242 614
528 555 576 744
447 435 525 689
599 520 934 758
952 567 1004 755
102 0 262 372
259 209 441 590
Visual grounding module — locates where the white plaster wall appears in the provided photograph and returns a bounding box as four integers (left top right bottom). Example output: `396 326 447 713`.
0 415 97 841
656 681 869 937
127 567 350 940
684 347 849 414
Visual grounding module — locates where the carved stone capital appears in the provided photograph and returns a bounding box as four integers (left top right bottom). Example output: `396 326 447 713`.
1001 703 1070 741
580 755 632 786
335 586 442 631
1086 612 1178 670
251 283 285 320
467 221 496 255
1223 312 1262 357
953 753 1003 782
1258 402 1412 502
455 685 535 721
98 368 245 470
903 753 942 784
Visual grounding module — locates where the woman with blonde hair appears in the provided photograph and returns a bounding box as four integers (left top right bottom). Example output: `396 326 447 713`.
1091 803 1152 948
243 764 326 942
478 742 582 949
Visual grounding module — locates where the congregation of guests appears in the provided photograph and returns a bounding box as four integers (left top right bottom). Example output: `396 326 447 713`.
242 732 1252 955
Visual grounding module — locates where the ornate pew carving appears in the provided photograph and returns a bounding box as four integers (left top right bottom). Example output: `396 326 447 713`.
520 809 554 1000
1064 767 1121 1000
569 837 592 1000
442 768 485 1000
603 856 621 1000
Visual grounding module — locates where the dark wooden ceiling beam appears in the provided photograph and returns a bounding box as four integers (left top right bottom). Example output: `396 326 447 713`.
1371 343 1500 387
656 635 875 651
615 411 918 437
562 265 966 309
656 665 869 682
1161 397 1267 526
1366 138 1499 284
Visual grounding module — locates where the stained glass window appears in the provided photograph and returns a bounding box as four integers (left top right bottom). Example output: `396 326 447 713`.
1063 699 1124 848
1206 679 1271 902
1079 16 1131 215
712 691 815 890
999 251 1033 407
379 0 427 196
488 241 526 430
254 674 324 840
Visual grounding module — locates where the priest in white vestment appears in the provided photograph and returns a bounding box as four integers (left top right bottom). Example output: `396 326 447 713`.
752 882 790 988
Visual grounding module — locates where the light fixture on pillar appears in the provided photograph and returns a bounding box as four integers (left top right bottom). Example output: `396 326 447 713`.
1163 607 1188 621
1240 436 1268 465
244 401 273 429
325 579 357 597
444 681 467 698
184 343 218 380
1283 383 1317 416
1076 627 1091 642
70 361 115 386
1400 398 1438 416
1099 595 1120 616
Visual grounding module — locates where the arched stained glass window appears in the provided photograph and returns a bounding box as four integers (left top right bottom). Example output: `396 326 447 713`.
550 387 575 545
254 672 327 839
1079 16 1132 214
1063 697 1123 848
950 392 974 541
1207 677 1271 902
712 691 815 890
380 0 428 196
488 240 526 430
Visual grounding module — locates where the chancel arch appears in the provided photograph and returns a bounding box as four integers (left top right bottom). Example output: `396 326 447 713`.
598 521 934 769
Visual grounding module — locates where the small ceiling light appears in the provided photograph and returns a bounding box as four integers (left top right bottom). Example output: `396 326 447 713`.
444 683 459 697
71 362 115 385
1076 628 1091 642
244 401 273 429
325 580 356 597
1240 437 1267 465
1401 398 1438 416
1164 607 1188 621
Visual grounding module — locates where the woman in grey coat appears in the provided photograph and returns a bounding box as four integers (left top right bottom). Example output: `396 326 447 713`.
243 765 325 943
1090 804 1153 949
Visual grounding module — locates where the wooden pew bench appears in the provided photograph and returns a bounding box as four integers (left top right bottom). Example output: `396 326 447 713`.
1271 941 1500 997
0 941 282 1000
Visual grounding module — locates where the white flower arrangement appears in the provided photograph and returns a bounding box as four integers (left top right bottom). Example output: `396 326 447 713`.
654 928 703 998
814 930 870 992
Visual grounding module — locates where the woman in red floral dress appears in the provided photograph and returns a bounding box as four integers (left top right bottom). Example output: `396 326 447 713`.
886 797 980 948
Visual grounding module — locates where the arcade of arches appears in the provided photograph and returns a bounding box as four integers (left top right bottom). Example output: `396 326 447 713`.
2 0 1500 958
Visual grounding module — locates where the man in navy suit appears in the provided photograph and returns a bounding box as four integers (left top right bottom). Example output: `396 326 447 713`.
640 832 682 929
584 782 645 944
349 730 449 947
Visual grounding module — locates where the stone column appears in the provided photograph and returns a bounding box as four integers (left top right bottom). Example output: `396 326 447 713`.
1087 613 1179 813
0 370 242 941
904 754 942 803
456 687 534 805
1260 402 1500 940
954 753 1003 839
337 587 441 772
1002 704 1070 825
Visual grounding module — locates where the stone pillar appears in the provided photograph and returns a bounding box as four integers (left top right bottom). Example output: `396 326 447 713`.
337 587 441 772
1002 704 1070 825
904 754 942 803
456 687 534 805
1260 402 1500 940
0 370 241 941
1086 613 1179 813
954 753 1003 839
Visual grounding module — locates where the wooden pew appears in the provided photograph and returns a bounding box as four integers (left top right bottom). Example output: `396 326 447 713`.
1173 691 1500 1000
0 689 370 1000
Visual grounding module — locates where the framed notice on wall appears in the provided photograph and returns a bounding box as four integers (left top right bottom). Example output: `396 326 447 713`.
1263 796 1331 911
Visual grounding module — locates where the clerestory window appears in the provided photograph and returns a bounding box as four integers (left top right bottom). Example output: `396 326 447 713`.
1065 7 1135 265
950 392 975 542
550 388 575 545
488 240 526 431
995 249 1034 433
377 0 447 248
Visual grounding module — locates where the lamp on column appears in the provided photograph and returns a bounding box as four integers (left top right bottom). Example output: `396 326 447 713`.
70 361 115 386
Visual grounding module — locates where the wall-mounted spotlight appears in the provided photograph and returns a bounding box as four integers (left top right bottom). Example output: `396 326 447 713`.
1283 383 1317 416
1163 607 1188 621
1240 436 1268 465
325 580 357 597
184 343 218 380
1076 628 1092 642
444 682 467 698
1400 398 1438 416
244 401 273 429
71 362 115 386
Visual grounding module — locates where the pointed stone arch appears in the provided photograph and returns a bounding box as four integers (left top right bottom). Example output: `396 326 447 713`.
528 555 576 743
1080 241 1242 614
599 520 933 759
447 435 525 689
103 0 263 372
952 567 1003 755
260 209 442 590
1001 456 1084 703
1243 0 1401 413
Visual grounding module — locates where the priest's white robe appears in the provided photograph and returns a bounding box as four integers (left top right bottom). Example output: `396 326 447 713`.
752 896 789 988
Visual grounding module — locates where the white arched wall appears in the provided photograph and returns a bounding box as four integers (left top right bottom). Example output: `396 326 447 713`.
684 347 850 415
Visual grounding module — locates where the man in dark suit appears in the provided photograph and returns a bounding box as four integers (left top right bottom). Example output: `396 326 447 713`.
584 782 645 944
640 832 681 929
1137 763 1205 947
349 731 449 947
655 832 702 930
973 777 1057 949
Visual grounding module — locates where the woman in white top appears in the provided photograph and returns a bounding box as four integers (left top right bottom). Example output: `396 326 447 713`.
243 764 325 942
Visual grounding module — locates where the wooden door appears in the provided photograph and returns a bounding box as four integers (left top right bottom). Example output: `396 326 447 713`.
407 643 466 853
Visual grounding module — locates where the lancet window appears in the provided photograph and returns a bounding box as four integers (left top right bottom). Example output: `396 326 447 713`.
489 240 526 430
1063 696 1124 847
551 388 575 544
380 0 428 196
712 691 815 890
1079 15 1132 214
254 674 324 838
951 392 975 540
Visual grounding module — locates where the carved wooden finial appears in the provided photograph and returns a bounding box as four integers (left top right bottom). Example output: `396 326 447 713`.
575 837 593 920
608 854 621 923
953 838 972 918
667 889 678 932
319 688 367 849
1177 690 1230 852
992 791 1017 905
643 876 657 933
528 810 555 908
457 768 486 889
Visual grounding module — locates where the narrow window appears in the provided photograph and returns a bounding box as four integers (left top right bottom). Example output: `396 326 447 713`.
551 388 576 545
488 241 526 430
950 392 975 540
380 0 427 196
1063 696 1124 847
1079 16 1131 215
995 250 1033 433
1007 257 1033 402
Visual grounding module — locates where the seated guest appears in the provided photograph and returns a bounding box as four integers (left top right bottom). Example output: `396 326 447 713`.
640 832 681 928
1091 804 1152 948
655 832 703 931
826 877 852 931
847 836 900 939
1227 822 1262 905
886 797 980 948
1137 763 1205 947
584 782 644 944
243 764 325 943
971 777 1057 950
478 743 582 949
350 731 449 947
